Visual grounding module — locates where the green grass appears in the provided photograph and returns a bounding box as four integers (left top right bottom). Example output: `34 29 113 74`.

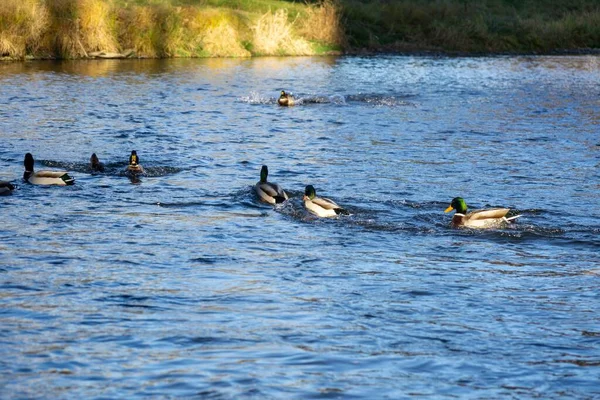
340 0 600 53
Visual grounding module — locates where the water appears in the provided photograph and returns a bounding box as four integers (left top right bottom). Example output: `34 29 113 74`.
1 56 599 399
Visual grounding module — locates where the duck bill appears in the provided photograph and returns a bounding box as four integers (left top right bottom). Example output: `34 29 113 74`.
444 205 454 213
303 195 309 201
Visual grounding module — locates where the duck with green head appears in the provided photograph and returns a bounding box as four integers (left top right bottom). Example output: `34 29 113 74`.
444 197 520 228
255 165 288 205
303 185 349 218
127 150 144 173
278 90 295 107
23 153 74 186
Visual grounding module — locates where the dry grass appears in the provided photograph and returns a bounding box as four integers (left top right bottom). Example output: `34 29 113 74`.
252 8 312 55
154 5 187 57
299 0 344 46
185 8 251 57
0 0 48 58
45 0 88 58
0 0 343 59
78 0 118 53
193 9 251 57
118 6 156 57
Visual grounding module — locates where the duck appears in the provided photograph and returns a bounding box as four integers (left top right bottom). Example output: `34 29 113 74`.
90 153 105 172
303 185 349 218
255 165 288 205
278 90 295 106
444 197 521 229
127 150 144 173
0 181 15 195
23 153 75 186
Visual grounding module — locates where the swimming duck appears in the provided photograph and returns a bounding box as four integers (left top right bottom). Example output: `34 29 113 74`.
23 153 75 186
444 197 521 229
90 153 105 172
255 165 288 205
278 90 295 107
127 150 144 173
303 185 349 218
0 181 15 195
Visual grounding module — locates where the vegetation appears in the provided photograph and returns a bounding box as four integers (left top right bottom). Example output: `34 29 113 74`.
0 0 599 59
341 0 600 54
0 0 342 59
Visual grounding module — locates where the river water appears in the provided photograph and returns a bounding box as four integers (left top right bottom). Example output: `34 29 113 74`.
1 56 599 398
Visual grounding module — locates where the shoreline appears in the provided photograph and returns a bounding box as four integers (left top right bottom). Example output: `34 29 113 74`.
2 48 600 62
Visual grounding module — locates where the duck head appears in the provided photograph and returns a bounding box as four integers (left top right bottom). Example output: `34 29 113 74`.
304 185 316 201
260 165 269 183
278 91 293 106
445 197 468 214
24 153 34 172
90 153 105 172
90 153 100 166
23 153 35 180
129 150 138 166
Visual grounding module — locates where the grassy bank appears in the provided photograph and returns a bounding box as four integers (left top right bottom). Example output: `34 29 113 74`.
0 0 343 59
1 0 599 59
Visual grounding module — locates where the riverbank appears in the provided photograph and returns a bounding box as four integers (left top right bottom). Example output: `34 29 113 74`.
0 0 343 60
1 0 599 60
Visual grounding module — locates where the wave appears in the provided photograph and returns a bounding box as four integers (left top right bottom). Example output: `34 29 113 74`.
40 160 183 177
243 191 599 247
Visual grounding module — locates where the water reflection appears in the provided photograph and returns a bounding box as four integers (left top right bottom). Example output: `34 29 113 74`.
0 56 339 78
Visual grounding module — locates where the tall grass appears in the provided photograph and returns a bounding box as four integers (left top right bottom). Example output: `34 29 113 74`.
190 8 251 57
252 9 312 55
0 0 48 59
78 0 118 53
299 0 344 47
118 5 156 57
0 0 345 59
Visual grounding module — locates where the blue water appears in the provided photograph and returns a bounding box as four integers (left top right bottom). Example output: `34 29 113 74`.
1 56 599 399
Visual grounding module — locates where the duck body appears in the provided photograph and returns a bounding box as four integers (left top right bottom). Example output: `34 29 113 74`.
127 164 144 173
445 197 520 229
278 91 295 107
303 185 349 218
0 181 15 195
23 153 75 186
24 171 75 186
255 165 288 204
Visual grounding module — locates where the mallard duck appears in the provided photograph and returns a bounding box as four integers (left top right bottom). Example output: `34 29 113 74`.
127 150 144 173
303 185 349 218
90 153 105 172
0 181 15 195
255 165 288 205
278 90 295 107
23 153 75 186
444 197 521 228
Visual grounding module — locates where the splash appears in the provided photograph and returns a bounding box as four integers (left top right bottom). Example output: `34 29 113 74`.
239 91 273 105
